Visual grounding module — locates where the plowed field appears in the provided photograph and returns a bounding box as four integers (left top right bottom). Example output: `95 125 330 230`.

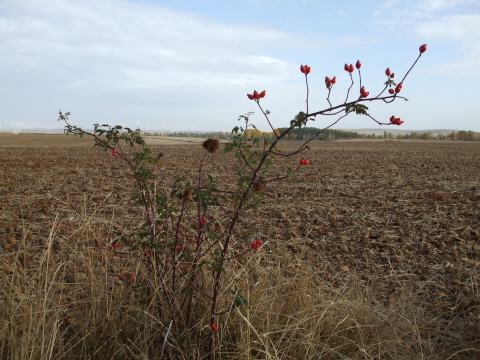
1 138 479 359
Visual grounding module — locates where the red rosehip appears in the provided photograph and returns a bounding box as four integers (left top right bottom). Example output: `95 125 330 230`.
300 65 310 74
390 117 403 125
348 64 354 73
253 90 260 99
211 324 218 331
390 73 394 78
325 76 331 84
259 90 266 98
419 44 427 53
396 83 403 89
395 86 401 93
385 68 391 77
118 275 123 280
175 246 183 251
326 81 332 88
247 94 254 100
65 317 71 322
388 89 395 94
331 76 336 84
360 87 369 98
344 63 349 71
355 60 361 69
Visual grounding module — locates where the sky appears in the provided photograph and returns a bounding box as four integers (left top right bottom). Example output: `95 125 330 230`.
1 0 479 132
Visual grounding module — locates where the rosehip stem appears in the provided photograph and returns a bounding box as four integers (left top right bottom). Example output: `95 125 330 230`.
305 74 310 117
304 94 407 118
399 53 422 86
344 73 354 104
358 68 362 94
256 101 277 138
326 88 333 108
374 84 389 99
366 113 398 126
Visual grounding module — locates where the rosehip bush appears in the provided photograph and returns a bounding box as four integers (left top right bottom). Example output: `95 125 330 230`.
58 44 426 357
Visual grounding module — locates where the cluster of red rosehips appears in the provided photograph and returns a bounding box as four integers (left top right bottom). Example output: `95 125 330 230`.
112 149 117 157
344 63 354 73
199 217 208 226
108 243 121 250
117 273 135 282
247 90 266 100
211 324 218 331
390 116 404 125
300 65 311 74
325 76 336 89
251 239 261 249
245 44 427 128
384 68 402 94
299 159 310 165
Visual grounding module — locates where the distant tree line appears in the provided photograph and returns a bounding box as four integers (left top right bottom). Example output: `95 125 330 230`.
141 129 480 141
396 130 480 140
142 131 230 139
275 127 361 141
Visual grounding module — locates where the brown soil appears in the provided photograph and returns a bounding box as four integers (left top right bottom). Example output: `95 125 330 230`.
0 140 479 358
0 133 212 146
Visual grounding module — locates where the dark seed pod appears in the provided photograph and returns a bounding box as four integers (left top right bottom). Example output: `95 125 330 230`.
202 138 220 153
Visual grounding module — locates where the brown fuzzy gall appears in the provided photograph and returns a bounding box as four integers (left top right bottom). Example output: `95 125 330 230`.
182 187 193 201
202 138 220 153
252 182 265 192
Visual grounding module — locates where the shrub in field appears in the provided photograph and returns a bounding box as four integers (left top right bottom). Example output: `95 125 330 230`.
58 44 427 358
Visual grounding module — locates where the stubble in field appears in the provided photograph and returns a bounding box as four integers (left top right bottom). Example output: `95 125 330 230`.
0 140 479 359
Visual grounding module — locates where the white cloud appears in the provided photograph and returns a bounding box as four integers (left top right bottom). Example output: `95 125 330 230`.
0 0 298 90
416 14 480 76
0 0 310 130
333 35 375 48
416 0 477 11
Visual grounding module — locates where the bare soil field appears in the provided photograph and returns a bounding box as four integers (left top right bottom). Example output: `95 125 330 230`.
0 133 211 146
0 139 479 359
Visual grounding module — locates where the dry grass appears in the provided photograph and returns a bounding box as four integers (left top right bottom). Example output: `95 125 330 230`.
0 140 479 359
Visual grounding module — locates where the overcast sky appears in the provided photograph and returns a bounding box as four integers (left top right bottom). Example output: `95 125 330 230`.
1 0 479 132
